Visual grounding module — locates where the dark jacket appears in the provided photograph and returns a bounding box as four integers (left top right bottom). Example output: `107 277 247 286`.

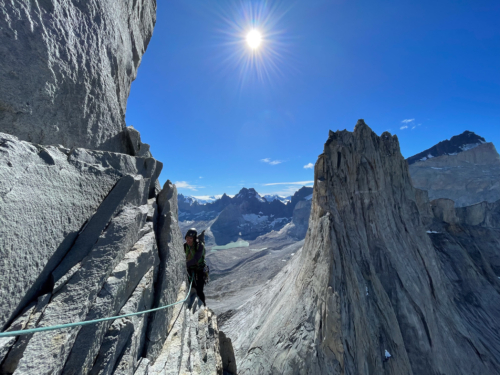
185 242 205 269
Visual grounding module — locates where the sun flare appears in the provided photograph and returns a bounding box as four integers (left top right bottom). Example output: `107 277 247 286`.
246 29 262 49
214 1 292 85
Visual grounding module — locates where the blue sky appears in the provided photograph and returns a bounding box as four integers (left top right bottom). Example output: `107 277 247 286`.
126 0 500 197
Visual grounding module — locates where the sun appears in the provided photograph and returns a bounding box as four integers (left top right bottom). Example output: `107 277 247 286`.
213 1 293 85
246 29 262 49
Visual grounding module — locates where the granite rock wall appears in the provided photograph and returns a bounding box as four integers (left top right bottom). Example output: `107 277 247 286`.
0 0 156 153
223 120 500 375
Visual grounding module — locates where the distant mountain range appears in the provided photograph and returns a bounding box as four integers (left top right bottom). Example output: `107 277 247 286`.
178 187 308 221
179 195 223 205
178 186 313 245
262 194 291 203
180 193 291 205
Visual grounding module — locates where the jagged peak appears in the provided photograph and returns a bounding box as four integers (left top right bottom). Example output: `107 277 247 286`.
354 118 371 134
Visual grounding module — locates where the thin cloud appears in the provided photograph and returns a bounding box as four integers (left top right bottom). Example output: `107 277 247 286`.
261 158 283 165
174 181 204 191
400 125 408 130
401 119 415 124
304 163 314 169
266 184 315 196
199 176 203 179
412 123 422 130
263 181 314 186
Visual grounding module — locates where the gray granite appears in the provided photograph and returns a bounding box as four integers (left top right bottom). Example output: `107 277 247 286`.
0 0 156 153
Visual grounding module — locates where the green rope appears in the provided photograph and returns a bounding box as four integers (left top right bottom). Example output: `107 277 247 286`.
0 278 193 338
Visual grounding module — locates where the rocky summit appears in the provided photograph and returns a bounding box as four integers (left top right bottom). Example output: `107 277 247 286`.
222 120 500 375
408 133 500 206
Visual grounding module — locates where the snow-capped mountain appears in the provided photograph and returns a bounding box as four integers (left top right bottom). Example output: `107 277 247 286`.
234 188 266 203
263 194 291 203
406 131 486 165
179 195 223 205
178 186 314 245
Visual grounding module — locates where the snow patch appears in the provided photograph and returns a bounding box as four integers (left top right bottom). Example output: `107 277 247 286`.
460 143 482 151
385 350 392 359
426 230 440 234
305 194 313 200
431 167 443 170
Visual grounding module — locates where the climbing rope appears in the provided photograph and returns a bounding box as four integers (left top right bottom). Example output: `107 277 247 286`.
0 278 193 338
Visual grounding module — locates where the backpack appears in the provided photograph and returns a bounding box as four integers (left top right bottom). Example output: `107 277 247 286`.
197 230 210 284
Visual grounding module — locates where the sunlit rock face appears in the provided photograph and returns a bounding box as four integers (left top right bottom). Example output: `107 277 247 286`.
0 135 230 375
0 132 162 331
409 139 500 207
0 0 156 153
0 1 232 373
223 120 500 375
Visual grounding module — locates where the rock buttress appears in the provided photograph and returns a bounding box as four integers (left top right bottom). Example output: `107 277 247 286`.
223 120 500 375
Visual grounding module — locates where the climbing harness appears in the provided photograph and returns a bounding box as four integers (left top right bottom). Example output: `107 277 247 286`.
0 276 193 338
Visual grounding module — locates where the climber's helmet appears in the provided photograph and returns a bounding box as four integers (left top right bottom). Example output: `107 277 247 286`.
185 228 197 239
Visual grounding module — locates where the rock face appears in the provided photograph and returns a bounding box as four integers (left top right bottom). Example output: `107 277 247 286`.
285 197 312 239
0 134 231 375
408 137 500 207
0 132 161 330
223 120 500 375
0 0 156 153
0 1 233 373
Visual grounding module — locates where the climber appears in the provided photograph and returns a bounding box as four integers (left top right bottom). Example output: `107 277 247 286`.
184 228 207 307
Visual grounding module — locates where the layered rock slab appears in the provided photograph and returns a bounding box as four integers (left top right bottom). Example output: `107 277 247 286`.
12 204 148 375
223 120 500 375
0 0 156 153
0 132 161 330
